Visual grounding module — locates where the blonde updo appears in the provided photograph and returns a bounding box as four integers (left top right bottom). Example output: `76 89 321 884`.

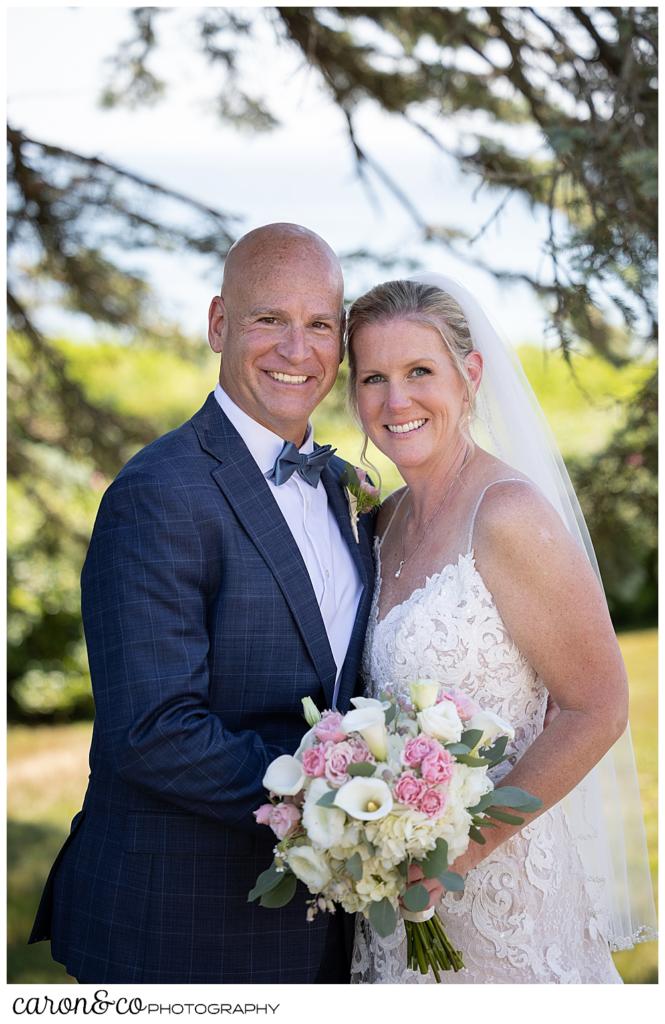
346 279 476 422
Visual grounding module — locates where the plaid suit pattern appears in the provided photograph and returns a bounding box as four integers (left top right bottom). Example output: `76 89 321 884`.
29 394 375 983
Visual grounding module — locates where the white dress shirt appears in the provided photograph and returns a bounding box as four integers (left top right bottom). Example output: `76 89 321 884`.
214 385 362 687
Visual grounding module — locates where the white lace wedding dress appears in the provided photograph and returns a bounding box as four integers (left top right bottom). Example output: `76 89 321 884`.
351 487 622 984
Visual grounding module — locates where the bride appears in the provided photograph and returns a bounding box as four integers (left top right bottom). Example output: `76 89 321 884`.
347 275 656 984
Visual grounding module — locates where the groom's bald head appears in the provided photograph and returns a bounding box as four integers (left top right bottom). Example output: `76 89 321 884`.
221 223 343 303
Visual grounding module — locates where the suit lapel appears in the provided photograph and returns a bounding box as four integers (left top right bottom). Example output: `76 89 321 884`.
320 461 371 591
191 396 338 702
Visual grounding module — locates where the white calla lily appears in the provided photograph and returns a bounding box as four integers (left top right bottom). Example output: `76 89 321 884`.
302 778 347 847
334 778 393 820
341 705 388 760
286 845 332 892
262 754 306 796
349 696 391 712
409 679 440 711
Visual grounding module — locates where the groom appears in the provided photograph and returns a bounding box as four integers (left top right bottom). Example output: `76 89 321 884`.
29 223 375 983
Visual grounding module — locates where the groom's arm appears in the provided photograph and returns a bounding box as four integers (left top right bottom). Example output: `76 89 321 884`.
81 469 287 833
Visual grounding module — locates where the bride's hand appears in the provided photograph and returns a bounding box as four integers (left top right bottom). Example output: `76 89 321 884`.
402 863 444 911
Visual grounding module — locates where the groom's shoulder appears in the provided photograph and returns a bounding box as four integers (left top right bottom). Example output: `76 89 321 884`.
116 394 216 484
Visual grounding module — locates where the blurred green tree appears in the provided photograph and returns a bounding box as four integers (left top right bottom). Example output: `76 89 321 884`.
7 6 657 719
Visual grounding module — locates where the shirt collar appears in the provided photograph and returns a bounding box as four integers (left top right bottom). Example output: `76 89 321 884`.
214 383 314 474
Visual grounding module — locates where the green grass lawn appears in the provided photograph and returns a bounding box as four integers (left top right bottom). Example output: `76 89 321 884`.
7 631 657 983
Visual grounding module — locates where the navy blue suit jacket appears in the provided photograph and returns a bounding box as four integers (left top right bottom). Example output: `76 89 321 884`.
29 393 375 983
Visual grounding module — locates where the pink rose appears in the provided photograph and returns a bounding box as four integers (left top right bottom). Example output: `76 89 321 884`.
394 772 428 808
324 741 355 787
347 735 375 763
420 748 455 785
402 735 440 768
302 746 327 777
268 803 301 840
418 787 448 819
439 689 479 722
314 711 347 744
253 803 274 826
355 468 381 501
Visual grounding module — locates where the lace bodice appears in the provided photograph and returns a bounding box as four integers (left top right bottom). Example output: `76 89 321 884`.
351 541 621 984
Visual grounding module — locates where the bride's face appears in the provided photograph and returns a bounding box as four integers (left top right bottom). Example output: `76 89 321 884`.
353 318 477 472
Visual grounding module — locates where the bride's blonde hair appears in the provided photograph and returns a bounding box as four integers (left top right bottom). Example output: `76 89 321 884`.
346 280 477 459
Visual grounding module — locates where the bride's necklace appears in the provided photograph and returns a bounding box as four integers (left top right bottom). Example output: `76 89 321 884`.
394 445 472 579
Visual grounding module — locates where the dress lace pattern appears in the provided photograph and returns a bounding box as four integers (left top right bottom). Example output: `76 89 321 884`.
350 545 622 984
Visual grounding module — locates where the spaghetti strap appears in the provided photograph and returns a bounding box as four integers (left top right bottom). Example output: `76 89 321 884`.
466 477 532 553
378 488 409 551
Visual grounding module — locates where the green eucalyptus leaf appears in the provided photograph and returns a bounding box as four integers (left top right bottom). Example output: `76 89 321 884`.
439 870 465 892
316 789 338 807
348 762 376 777
467 792 495 815
402 883 430 912
384 703 398 726
368 898 398 938
445 742 471 755
259 871 297 909
483 735 509 764
248 862 283 902
488 786 543 812
460 728 483 749
486 807 525 825
420 838 448 877
469 825 487 845
454 753 491 767
345 852 363 881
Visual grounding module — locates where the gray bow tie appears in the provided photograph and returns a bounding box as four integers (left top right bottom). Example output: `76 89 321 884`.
267 441 336 487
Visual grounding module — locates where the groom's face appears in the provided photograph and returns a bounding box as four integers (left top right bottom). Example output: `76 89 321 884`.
209 243 343 444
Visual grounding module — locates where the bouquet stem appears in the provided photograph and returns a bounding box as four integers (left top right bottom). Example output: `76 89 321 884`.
404 915 464 980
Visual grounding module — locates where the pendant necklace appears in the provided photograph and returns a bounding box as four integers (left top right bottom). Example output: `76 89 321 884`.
394 445 472 579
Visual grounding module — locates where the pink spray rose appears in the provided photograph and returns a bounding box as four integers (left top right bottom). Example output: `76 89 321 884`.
268 803 302 840
394 772 428 808
253 803 274 826
420 748 455 785
314 711 347 744
402 734 440 768
439 688 479 722
324 741 355 786
302 746 327 777
419 787 448 819
347 735 375 763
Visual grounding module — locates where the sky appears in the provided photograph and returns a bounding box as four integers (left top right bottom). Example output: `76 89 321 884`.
7 5 556 347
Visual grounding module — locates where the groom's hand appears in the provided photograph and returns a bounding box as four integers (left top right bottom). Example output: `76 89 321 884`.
404 863 444 911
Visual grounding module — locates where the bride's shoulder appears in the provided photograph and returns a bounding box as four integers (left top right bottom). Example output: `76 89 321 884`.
376 486 408 540
472 473 573 565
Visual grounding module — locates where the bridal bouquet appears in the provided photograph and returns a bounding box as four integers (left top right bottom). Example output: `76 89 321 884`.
248 682 541 981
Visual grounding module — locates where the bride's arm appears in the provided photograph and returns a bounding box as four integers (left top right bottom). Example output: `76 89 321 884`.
450 480 628 875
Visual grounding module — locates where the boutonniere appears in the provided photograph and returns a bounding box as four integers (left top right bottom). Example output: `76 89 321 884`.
340 464 381 542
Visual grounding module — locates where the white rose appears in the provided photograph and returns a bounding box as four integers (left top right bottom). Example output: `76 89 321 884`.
286 845 332 892
417 701 463 744
302 778 347 848
467 709 515 746
459 765 494 808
